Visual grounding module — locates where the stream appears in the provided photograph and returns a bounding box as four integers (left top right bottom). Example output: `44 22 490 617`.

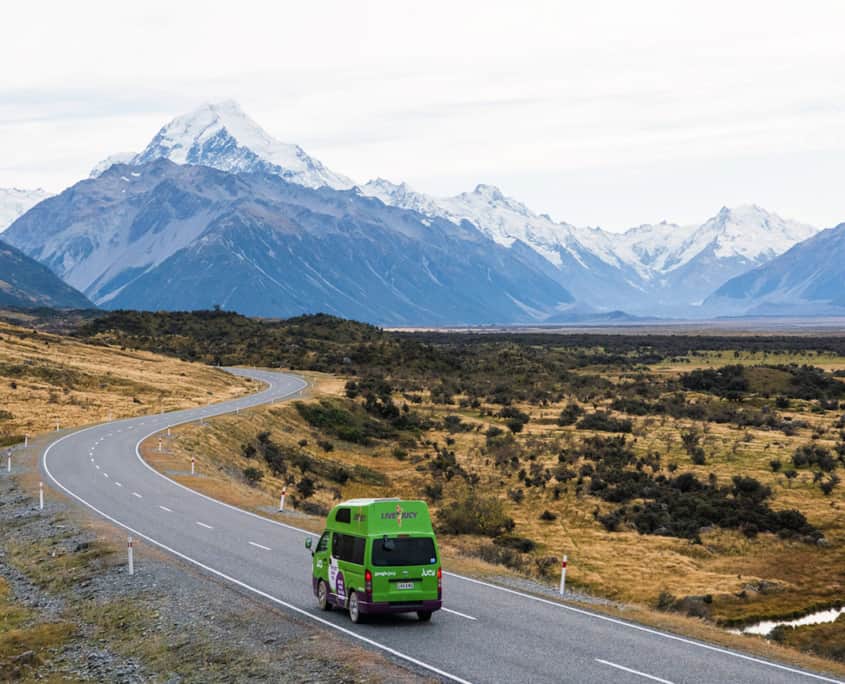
738 606 845 636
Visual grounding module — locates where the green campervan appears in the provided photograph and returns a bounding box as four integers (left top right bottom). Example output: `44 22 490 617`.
305 498 442 623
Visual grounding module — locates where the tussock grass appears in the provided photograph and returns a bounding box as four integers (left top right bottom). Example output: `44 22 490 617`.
0 321 253 442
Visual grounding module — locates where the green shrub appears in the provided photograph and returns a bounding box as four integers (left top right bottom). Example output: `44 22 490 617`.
577 412 632 433
436 487 514 536
557 403 584 426
242 466 263 485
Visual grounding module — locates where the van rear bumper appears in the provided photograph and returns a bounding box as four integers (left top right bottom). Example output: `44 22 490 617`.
359 598 442 615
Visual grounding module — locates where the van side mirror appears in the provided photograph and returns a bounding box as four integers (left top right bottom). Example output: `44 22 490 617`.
305 537 313 550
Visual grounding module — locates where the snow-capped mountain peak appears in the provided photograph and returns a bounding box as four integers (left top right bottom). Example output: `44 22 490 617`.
471 183 506 202
131 100 354 190
674 204 816 266
0 187 51 233
90 152 136 178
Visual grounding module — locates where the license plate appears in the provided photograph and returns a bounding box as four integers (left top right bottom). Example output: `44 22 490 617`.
397 581 414 590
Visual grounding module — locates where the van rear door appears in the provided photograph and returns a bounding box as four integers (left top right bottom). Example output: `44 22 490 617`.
370 535 439 602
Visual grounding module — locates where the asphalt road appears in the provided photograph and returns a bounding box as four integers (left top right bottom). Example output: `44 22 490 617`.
40 368 842 684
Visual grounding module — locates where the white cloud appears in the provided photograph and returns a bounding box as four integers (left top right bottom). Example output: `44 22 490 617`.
2 0 845 230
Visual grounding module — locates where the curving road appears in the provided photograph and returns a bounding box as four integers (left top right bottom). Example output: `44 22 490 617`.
41 368 842 684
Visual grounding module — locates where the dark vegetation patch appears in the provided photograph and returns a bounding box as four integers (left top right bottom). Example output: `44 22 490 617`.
574 436 820 541
241 428 388 491
682 364 845 402
294 399 396 445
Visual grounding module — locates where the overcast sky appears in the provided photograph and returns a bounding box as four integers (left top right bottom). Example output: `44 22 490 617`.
2 1 844 232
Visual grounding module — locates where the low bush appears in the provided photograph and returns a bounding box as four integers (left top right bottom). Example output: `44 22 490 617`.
436 486 515 537
577 412 632 433
242 466 263 485
557 403 584 426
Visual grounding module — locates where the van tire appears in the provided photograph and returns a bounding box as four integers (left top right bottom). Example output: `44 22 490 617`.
348 591 364 623
317 580 331 611
417 610 432 622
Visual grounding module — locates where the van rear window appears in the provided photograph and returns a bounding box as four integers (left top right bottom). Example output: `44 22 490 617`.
372 537 437 567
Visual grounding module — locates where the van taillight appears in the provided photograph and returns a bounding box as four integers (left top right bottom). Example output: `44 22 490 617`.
437 567 442 593
365 569 372 594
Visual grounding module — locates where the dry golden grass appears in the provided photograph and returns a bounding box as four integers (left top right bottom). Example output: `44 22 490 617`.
0 321 253 444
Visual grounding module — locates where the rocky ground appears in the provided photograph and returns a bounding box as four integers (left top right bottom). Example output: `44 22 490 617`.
0 444 426 683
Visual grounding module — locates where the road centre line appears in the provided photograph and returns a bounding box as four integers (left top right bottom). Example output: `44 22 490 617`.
159 505 172 513
196 521 214 529
595 659 674 683
249 541 271 551
132 492 143 498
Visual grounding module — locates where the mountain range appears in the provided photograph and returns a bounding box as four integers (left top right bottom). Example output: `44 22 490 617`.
5 159 573 323
3 100 840 321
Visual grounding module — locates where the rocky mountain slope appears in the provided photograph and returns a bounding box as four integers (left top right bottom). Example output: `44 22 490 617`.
0 240 91 309
706 222 845 316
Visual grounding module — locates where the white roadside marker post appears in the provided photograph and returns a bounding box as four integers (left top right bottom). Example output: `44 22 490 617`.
167 427 171 438
191 455 195 475
559 554 568 596
6 449 11 473
279 485 287 512
55 421 60 432
128 536 135 576
39 481 44 510
24 434 29 449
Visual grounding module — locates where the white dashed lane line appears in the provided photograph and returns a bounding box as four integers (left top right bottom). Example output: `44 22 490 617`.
103 472 109 479
115 482 123 488
196 521 214 530
248 541 271 551
132 492 143 499
595 659 674 684
159 505 173 513
442 607 477 621
95 465 100 470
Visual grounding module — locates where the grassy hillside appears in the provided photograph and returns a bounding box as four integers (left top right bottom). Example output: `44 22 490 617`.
0 320 253 445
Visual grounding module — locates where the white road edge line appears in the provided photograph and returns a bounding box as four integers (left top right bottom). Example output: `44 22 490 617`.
442 607 477 621
595 659 674 684
249 541 271 551
41 424 472 684
159 505 172 513
125 371 842 684
196 521 213 530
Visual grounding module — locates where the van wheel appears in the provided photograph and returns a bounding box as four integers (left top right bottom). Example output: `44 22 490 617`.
417 610 432 622
348 591 364 624
317 580 331 611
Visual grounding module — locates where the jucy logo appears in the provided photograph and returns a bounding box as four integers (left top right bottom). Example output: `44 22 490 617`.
380 504 418 526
